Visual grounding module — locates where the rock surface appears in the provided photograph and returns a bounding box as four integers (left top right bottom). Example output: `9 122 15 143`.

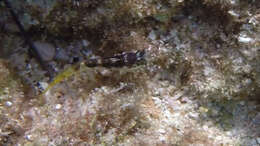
34 41 56 62
0 0 259 145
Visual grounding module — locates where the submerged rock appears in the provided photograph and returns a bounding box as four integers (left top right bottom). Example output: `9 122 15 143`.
54 48 70 63
0 0 259 146
34 41 56 62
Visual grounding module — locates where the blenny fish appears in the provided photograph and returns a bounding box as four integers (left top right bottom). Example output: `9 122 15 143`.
42 50 145 94
85 50 145 68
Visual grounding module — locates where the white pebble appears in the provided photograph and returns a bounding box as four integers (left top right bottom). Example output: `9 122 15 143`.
238 35 254 43
228 10 239 17
188 112 199 119
55 104 62 110
5 101 13 106
26 134 33 141
226 131 232 136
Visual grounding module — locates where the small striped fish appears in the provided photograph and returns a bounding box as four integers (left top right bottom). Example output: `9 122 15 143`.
85 50 145 68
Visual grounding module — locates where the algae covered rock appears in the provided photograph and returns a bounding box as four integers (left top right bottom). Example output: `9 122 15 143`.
0 0 260 145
